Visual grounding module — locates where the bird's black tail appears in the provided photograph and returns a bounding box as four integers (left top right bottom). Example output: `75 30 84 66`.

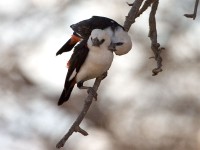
57 79 75 106
56 33 81 56
56 38 76 56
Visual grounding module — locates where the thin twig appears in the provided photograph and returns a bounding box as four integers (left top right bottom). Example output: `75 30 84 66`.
184 0 199 20
137 0 155 18
148 0 163 76
127 2 134 6
56 75 104 149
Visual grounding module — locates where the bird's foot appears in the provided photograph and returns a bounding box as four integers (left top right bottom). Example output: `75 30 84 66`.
101 72 108 80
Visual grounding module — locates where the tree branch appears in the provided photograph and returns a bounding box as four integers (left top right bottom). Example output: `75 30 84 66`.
136 0 156 18
126 0 163 75
56 75 104 149
148 0 163 76
184 0 199 20
124 0 144 31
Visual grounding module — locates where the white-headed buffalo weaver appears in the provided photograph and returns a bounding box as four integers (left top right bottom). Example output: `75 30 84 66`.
57 29 115 105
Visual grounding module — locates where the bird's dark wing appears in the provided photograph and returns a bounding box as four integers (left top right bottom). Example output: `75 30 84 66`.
57 39 89 105
56 38 76 56
70 16 124 38
66 39 89 82
90 16 124 30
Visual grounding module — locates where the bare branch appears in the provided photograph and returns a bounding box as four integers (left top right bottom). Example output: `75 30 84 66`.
124 0 144 31
184 0 199 20
137 0 155 18
148 0 163 76
56 75 104 149
125 0 163 75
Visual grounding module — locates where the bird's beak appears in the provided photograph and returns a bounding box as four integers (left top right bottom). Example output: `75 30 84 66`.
91 37 105 47
92 37 100 46
108 43 116 52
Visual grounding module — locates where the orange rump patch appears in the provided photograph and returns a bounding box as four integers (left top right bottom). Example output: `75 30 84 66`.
70 34 81 45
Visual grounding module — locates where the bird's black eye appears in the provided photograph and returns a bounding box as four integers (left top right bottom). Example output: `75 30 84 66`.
100 39 105 44
116 42 123 46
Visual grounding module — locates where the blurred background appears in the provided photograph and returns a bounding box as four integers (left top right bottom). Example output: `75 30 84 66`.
1 0 200 150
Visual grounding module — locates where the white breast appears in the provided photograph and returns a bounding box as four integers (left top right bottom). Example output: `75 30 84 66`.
76 47 113 82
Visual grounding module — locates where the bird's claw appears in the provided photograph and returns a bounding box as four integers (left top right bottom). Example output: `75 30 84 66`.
101 72 108 80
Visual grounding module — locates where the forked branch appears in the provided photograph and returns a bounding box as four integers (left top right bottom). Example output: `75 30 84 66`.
56 75 104 148
136 0 156 18
148 0 163 76
124 0 144 31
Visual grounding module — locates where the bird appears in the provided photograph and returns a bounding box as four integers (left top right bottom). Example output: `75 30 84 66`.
57 29 115 106
56 16 132 56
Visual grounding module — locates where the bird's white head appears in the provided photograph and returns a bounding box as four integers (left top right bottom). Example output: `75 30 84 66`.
111 27 132 56
87 29 111 49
